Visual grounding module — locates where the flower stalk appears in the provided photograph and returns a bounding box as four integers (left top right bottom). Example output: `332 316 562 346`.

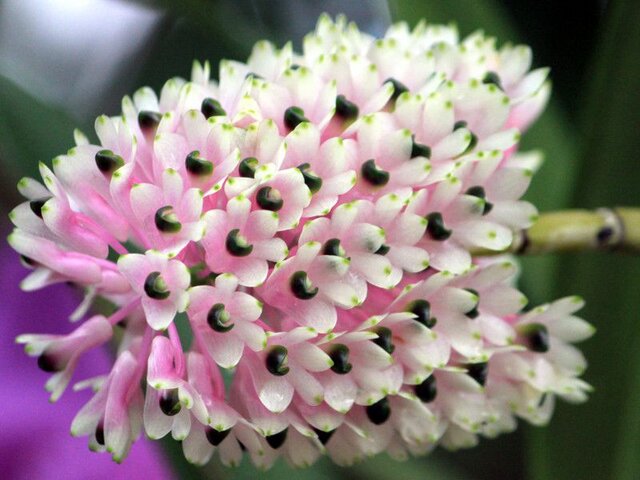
473 207 640 255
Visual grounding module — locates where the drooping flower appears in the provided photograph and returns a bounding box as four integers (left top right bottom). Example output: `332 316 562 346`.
17 315 113 401
8 14 592 469
70 350 144 463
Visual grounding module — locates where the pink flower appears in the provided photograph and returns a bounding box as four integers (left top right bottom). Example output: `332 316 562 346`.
257 241 365 332
16 315 113 401
201 195 288 287
300 200 396 289
70 350 144 463
386 272 480 368
456 150 539 232
315 327 401 413
252 66 337 135
154 113 241 195
227 166 312 231
129 169 204 255
238 326 333 413
283 122 357 216
143 336 206 441
117 251 190 330
451 261 528 349
10 163 112 258
490 295 595 405
406 176 514 273
187 273 266 368
350 113 431 197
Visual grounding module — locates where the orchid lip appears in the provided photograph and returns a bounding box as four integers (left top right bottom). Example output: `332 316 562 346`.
335 94 359 121
414 375 437 403
406 299 436 328
298 163 323 193
95 149 124 174
425 212 452 241
290 271 318 300
322 238 346 258
266 345 289 376
465 186 494 215
138 110 162 130
329 344 352 375
454 122 479 155
144 271 171 300
366 397 391 425
384 77 409 101
372 326 395 354
206 427 231 446
201 97 226 119
155 206 182 233
410 137 431 159
239 157 259 178
518 322 550 352
256 186 283 211
185 150 214 176
361 159 390 186
207 303 234 333
284 106 308 130
95 422 105 446
37 352 64 372
465 362 489 386
29 198 50 219
375 244 390 256
265 428 288 449
226 229 253 256
313 427 335 445
463 288 480 319
20 255 37 268
482 71 504 91
159 388 182 416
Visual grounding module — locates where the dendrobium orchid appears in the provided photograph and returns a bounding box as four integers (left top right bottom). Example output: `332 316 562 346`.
9 14 594 468
117 250 190 330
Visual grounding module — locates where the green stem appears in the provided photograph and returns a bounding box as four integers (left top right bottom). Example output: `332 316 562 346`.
473 207 640 255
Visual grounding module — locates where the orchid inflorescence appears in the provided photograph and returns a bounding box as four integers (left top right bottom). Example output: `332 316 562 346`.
9 15 594 468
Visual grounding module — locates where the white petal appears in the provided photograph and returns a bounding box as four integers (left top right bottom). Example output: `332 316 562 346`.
207 332 245 368
141 297 177 330
289 367 324 405
291 343 332 372
322 374 357 413
182 426 214 466
143 388 172 439
257 376 294 413
547 316 595 343
171 408 192 441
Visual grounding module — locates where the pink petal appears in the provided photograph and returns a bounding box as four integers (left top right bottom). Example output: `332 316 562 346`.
206 330 245 368
142 297 178 330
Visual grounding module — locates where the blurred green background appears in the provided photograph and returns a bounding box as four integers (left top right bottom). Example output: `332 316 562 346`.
0 0 638 479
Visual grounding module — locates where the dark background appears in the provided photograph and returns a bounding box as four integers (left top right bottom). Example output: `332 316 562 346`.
0 1 638 479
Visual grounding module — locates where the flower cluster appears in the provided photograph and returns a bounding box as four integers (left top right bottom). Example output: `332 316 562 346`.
10 15 593 467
